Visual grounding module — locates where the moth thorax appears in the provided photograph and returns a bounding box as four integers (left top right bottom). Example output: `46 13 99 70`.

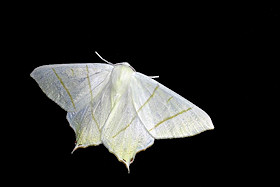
111 65 134 94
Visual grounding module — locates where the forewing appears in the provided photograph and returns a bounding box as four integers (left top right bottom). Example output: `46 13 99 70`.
101 84 154 169
131 72 214 139
30 63 113 112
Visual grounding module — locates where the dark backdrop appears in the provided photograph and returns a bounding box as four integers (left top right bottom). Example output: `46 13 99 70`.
10 2 279 184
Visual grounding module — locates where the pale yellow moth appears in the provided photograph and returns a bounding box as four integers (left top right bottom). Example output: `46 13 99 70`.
30 52 214 172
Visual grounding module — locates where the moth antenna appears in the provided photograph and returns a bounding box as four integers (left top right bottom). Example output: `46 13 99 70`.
95 51 113 65
149 76 159 79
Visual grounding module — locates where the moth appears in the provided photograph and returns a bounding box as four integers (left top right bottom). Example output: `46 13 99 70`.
31 52 214 172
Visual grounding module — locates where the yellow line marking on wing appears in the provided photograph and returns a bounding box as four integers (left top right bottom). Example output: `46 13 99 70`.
86 65 93 100
52 68 76 110
71 68 74 76
91 109 100 132
149 107 192 131
86 65 100 132
137 85 159 113
112 85 160 138
167 96 173 103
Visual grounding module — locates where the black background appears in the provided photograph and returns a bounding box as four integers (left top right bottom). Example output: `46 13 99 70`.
8 2 279 184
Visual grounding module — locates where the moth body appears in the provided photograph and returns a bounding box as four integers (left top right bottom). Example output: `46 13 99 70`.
110 63 134 105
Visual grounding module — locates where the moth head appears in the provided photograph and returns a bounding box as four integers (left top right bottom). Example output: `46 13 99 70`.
94 52 136 72
115 62 136 72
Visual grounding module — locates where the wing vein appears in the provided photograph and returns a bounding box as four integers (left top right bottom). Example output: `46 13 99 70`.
86 65 100 132
52 68 76 110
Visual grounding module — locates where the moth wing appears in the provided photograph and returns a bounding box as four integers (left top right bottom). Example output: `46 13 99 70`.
131 72 214 139
101 84 154 170
67 82 113 150
30 63 113 112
